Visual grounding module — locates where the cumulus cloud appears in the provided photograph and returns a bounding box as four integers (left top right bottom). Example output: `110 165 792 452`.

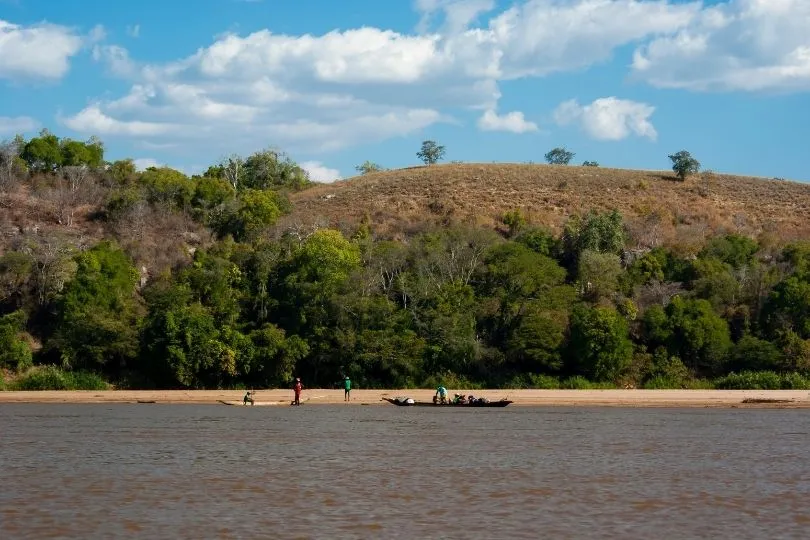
301 161 342 183
477 109 537 133
55 0 808 160
553 97 657 141
0 19 85 80
0 115 38 134
631 0 810 91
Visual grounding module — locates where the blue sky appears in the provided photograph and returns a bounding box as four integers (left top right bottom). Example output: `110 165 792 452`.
1 0 808 181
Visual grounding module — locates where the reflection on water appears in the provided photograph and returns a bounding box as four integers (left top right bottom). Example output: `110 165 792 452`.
2 404 810 539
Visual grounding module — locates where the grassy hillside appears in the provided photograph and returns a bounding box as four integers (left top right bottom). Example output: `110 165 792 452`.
287 164 810 248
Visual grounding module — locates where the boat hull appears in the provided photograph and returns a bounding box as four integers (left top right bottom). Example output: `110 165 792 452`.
218 400 288 406
382 398 512 408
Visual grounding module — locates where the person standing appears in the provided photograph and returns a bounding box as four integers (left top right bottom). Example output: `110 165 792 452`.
343 375 352 402
293 377 303 406
435 385 448 404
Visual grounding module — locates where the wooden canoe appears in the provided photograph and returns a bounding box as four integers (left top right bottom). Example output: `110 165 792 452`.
382 397 513 408
218 400 288 407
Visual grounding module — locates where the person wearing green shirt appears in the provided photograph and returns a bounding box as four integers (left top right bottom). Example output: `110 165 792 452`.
343 376 352 401
435 385 448 404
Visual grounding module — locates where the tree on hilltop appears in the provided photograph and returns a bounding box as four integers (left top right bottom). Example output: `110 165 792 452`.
417 140 446 166
545 147 575 165
355 161 385 175
668 150 701 181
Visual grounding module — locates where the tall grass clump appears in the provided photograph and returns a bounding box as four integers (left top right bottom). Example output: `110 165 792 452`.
722 371 810 389
560 376 615 389
11 366 109 391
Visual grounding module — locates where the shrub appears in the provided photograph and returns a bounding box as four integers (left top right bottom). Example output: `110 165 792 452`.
0 311 33 372
714 370 782 390
779 372 810 390
560 376 615 389
527 373 561 389
420 371 483 390
11 366 109 391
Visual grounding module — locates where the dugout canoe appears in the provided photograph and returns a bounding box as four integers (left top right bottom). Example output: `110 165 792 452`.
218 400 288 406
382 397 513 408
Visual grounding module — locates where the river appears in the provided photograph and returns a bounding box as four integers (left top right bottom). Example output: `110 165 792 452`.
1 404 809 539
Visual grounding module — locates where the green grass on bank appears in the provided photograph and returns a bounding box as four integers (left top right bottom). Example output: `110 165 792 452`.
3 367 810 391
3 366 110 391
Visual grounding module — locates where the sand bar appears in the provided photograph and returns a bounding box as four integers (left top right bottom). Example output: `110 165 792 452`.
2 389 810 407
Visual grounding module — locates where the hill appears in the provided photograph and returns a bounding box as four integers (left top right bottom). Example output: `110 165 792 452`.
286 164 810 248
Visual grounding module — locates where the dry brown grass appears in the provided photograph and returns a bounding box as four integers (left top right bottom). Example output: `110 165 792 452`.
287 163 810 246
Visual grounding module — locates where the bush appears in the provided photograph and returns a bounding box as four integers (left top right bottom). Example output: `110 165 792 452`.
643 375 681 389
528 374 561 389
779 372 810 390
10 366 110 391
560 376 615 389
714 371 782 390
420 371 483 390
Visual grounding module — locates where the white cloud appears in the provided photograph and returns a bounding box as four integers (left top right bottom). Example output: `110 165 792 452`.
553 97 657 141
0 20 84 80
133 158 162 171
93 44 137 77
59 0 807 160
0 115 38 134
61 104 179 136
477 108 537 133
416 0 496 33
631 0 810 91
126 24 140 38
301 161 342 183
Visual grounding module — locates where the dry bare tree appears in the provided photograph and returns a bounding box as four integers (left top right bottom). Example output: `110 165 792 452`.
222 154 244 191
53 165 91 226
0 139 23 195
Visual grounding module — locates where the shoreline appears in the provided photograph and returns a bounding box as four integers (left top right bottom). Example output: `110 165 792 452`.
2 389 810 408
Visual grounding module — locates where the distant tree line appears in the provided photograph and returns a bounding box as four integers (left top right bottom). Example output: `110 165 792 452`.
1 131 805 391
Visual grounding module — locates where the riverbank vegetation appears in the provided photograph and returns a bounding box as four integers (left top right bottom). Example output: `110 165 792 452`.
3 131 810 390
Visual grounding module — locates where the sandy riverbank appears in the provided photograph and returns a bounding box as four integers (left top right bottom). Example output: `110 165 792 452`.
2 389 810 407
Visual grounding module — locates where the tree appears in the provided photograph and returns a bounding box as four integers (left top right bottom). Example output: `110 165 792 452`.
0 310 32 371
668 150 700 180
569 305 633 381
582 161 599 167
22 129 63 173
545 147 575 165
108 159 137 184
355 161 385 175
243 148 309 191
417 140 446 166
49 241 143 372
501 208 527 237
54 165 92 226
221 154 245 190
0 138 24 193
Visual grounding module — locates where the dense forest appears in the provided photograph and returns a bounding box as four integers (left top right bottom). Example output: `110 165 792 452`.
2 130 810 391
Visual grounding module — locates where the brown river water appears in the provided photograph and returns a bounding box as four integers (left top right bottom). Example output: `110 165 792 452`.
2 404 810 539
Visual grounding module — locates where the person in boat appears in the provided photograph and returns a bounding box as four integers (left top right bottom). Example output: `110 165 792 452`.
453 393 462 404
343 375 351 402
435 385 448 404
293 377 303 406
243 391 254 406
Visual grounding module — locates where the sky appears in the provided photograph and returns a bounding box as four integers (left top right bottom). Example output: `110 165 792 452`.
0 0 809 182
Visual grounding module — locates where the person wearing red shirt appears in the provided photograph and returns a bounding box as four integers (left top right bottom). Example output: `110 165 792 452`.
293 377 303 405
